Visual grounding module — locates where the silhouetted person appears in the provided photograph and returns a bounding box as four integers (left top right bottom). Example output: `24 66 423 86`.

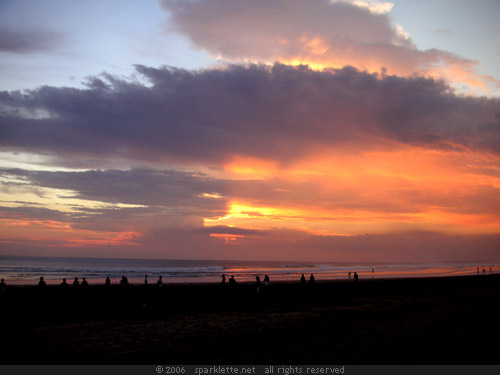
348 271 351 279
60 278 69 288
104 276 111 287
156 275 163 287
221 274 226 285
354 272 359 282
256 276 261 294
300 273 306 285
81 278 89 287
0 278 6 292
144 275 148 285
477 267 480 274
73 277 80 287
38 277 47 288
120 276 129 287
309 274 315 284
229 275 236 286
263 275 271 287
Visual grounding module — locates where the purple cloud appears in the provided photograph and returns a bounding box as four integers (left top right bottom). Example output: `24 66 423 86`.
1 64 499 169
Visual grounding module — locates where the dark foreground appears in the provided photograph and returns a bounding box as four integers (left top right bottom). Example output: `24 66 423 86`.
1 274 499 364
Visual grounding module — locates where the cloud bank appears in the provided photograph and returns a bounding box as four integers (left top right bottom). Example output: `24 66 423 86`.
1 64 499 169
162 0 499 94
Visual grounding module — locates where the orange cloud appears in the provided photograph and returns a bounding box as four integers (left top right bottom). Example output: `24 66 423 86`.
224 156 279 179
206 144 500 237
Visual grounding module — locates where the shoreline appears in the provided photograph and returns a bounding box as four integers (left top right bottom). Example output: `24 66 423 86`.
2 255 498 287
2 269 499 287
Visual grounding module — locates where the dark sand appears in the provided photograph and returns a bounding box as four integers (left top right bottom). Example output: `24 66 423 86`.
1 274 499 364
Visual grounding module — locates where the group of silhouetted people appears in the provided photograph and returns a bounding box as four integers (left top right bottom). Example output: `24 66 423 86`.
55 277 89 288
220 274 237 286
22 266 499 290
9 270 364 291
477 267 493 274
32 275 168 288
219 272 360 288
221 274 237 286
220 273 323 291
300 273 316 284
347 271 359 282
33 276 91 289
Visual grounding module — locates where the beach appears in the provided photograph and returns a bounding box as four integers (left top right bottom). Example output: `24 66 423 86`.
1 274 499 364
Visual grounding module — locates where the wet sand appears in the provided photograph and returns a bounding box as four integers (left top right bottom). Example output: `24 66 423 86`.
1 274 499 364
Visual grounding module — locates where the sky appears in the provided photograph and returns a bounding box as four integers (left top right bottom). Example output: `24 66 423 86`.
0 0 499 262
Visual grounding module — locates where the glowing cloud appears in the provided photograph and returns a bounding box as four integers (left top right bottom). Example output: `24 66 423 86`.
162 0 499 94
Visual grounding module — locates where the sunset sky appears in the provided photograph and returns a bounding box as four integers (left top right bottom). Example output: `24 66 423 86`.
1 0 499 262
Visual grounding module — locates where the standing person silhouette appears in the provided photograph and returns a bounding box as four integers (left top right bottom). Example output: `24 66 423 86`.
309 274 315 284
156 275 163 287
221 274 226 285
354 272 359 282
104 276 111 287
38 277 47 288
300 273 306 285
144 275 148 286
120 276 129 287
256 276 261 294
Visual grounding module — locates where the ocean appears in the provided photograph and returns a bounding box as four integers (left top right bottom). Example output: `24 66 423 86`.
0 255 498 285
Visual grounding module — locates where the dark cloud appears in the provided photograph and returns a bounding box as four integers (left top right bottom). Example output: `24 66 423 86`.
1 64 499 169
0 27 63 53
0 168 228 216
0 205 69 222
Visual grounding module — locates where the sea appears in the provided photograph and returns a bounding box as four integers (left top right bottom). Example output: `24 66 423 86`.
0 255 499 285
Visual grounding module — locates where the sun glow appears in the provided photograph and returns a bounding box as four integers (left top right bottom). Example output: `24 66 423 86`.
204 145 500 237
224 156 279 179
